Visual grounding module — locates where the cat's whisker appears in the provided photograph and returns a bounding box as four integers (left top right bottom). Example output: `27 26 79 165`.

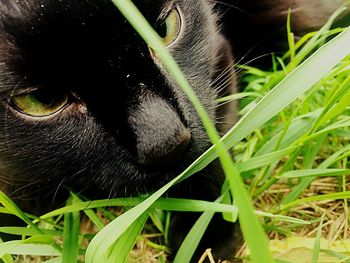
209 40 271 94
212 75 234 94
209 0 252 17
216 98 241 108
50 176 68 210
210 60 235 88
7 179 45 199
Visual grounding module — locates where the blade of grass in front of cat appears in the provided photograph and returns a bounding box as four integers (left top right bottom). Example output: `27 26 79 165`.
0 236 61 258
0 192 41 233
174 210 215 263
62 199 80 263
107 211 149 263
0 239 13 263
0 227 61 237
41 198 237 219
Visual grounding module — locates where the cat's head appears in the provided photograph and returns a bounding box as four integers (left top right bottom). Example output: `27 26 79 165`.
0 0 236 204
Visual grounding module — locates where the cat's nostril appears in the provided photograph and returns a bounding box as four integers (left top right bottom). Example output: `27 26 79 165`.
128 95 191 167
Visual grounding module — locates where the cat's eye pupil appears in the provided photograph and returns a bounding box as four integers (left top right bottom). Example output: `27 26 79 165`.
31 90 53 105
157 21 167 39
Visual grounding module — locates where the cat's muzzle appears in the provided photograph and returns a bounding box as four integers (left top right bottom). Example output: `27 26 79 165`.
128 95 191 166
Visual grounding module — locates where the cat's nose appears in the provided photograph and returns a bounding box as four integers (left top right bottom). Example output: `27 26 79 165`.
128 96 191 166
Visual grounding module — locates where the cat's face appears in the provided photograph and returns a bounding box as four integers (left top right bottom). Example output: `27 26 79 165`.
0 0 235 204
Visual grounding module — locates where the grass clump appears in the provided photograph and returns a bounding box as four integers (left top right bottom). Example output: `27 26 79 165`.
0 1 350 263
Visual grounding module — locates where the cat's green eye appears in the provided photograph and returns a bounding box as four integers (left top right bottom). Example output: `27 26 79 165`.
160 9 181 46
10 89 69 117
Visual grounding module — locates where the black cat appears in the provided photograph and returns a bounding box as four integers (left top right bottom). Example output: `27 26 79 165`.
0 0 348 261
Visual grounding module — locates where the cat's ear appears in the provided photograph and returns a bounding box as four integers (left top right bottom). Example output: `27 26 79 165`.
213 34 237 133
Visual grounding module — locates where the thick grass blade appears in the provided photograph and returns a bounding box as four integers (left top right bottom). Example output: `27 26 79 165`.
3 244 61 256
173 211 215 263
173 196 226 262
62 207 80 263
0 227 61 237
107 212 149 263
0 239 13 263
0 192 41 233
85 176 180 263
0 236 60 258
41 198 237 219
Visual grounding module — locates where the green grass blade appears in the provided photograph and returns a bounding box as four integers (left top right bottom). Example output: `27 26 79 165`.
254 211 310 225
216 92 263 104
174 195 226 262
289 7 346 67
0 192 42 234
62 197 80 263
41 198 237 218
281 191 350 210
311 214 325 263
173 211 215 263
43 258 62 263
85 176 179 263
5 243 61 256
282 142 350 204
107 211 149 263
237 147 297 172
73 194 105 231
0 227 61 237
280 168 350 178
226 165 273 263
256 118 314 155
0 239 13 263
0 236 60 258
